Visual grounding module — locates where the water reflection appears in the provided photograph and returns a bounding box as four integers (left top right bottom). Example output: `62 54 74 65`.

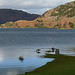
36 51 41 54
0 46 54 75
6 71 18 75
60 47 75 56
0 46 75 75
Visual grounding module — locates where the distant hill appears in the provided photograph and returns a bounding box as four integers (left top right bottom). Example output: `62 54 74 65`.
35 1 75 29
0 1 75 28
0 9 40 24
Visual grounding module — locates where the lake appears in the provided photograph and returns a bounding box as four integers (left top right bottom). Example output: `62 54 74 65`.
0 28 75 75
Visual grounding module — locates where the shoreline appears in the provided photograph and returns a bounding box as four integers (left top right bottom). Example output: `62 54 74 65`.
19 54 75 75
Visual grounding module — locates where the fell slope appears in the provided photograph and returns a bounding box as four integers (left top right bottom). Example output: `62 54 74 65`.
36 1 75 29
0 1 75 28
0 9 40 24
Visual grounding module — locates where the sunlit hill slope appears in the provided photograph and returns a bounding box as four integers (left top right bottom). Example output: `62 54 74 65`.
0 1 75 28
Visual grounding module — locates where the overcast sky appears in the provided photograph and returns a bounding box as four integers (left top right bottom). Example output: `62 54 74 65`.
0 0 74 14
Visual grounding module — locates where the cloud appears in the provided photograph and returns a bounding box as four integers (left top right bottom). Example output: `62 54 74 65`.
0 0 74 14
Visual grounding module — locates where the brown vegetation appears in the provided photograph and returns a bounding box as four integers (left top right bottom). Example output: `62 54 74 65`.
0 1 75 29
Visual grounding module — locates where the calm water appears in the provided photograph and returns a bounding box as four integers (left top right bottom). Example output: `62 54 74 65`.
0 28 75 75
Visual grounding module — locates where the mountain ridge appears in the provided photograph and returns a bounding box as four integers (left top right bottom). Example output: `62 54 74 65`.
36 1 75 29
0 1 75 28
0 9 40 24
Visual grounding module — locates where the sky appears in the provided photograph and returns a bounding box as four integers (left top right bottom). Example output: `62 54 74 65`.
0 0 74 15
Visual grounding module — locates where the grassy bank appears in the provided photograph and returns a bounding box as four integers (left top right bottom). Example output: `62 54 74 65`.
19 54 75 75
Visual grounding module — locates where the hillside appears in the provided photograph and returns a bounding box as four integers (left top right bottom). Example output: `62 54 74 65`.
0 1 75 28
0 9 40 24
35 1 75 29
